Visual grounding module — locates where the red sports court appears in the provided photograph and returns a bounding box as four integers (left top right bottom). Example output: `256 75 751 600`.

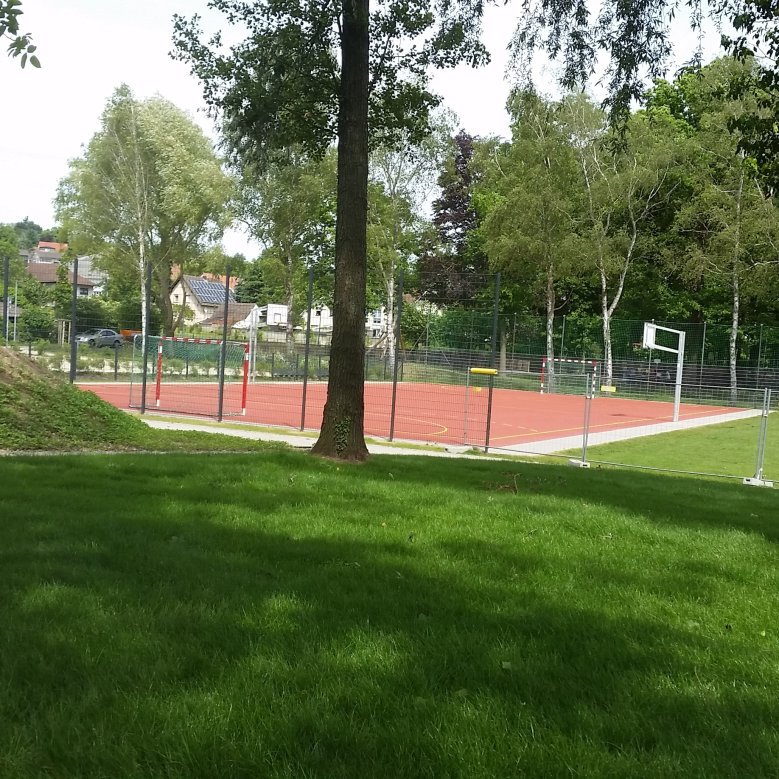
84 379 739 450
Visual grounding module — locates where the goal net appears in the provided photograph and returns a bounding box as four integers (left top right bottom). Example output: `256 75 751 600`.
129 335 249 417
541 357 600 396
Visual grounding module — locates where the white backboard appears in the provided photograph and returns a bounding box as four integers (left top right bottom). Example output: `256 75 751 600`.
642 322 657 349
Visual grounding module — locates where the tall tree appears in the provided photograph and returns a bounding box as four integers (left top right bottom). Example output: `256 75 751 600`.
651 59 779 398
237 150 337 344
10 217 42 250
56 86 233 339
479 92 582 383
419 130 489 304
173 0 488 460
562 95 679 384
368 116 452 367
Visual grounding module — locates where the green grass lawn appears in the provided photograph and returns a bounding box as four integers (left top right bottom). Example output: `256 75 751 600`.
1 450 778 777
575 415 778 479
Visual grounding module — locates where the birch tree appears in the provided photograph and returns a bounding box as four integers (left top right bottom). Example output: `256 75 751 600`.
368 116 452 369
562 95 679 384
56 86 233 339
480 91 582 387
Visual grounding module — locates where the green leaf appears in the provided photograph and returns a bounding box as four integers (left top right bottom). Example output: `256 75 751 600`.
29 53 39 67
20 51 26 67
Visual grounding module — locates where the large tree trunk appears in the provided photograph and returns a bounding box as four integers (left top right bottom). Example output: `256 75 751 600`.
311 0 370 461
138 241 147 353
286 275 295 350
385 274 396 374
729 167 744 403
156 263 176 337
545 264 555 392
600 278 613 387
730 263 739 403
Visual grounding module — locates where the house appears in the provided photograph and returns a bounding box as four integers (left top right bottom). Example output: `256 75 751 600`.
169 275 236 324
199 302 256 330
26 262 95 297
260 303 289 328
28 241 68 264
0 301 22 332
67 256 108 293
302 304 390 339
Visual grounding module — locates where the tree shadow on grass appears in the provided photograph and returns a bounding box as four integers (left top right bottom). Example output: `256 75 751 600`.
0 455 777 777
356 452 779 543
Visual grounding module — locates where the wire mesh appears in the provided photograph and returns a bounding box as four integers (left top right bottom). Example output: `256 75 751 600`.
6 264 777 483
129 336 247 417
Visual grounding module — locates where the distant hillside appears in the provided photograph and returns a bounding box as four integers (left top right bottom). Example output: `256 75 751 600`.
0 347 151 451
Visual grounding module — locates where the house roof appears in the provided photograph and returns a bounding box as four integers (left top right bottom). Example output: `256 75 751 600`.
37 241 69 253
27 262 94 287
200 272 239 290
199 302 256 327
184 275 236 306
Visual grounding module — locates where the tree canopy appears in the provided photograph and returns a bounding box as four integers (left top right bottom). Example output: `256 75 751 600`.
1 0 39 67
173 0 490 460
56 86 233 338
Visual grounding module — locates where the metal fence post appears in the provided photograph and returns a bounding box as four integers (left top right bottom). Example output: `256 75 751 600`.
140 261 152 414
69 254 79 383
751 388 771 483
300 268 314 431
569 365 596 468
699 321 706 393
484 273 501 452
217 264 231 422
756 324 764 389
1 254 9 343
560 313 566 359
389 269 404 441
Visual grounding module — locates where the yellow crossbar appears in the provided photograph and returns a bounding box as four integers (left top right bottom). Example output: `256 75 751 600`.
470 367 498 375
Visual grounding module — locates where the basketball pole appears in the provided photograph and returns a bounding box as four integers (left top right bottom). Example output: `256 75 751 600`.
484 273 500 452
642 322 685 423
673 331 686 423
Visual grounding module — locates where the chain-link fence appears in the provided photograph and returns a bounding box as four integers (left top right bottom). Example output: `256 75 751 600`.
3 264 776 485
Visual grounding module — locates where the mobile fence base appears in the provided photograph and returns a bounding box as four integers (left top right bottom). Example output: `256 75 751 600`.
742 477 774 488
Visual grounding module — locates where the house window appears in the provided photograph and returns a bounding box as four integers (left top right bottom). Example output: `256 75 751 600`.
174 294 179 302
372 309 382 323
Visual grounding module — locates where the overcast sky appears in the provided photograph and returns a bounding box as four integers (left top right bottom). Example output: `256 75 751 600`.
1 0 721 257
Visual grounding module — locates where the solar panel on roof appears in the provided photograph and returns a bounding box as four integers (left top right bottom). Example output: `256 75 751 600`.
187 277 235 305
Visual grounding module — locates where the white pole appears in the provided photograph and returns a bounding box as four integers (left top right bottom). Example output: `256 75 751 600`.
674 331 686 422
13 281 18 341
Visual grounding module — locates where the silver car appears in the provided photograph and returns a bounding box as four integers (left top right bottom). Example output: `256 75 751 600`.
76 329 123 348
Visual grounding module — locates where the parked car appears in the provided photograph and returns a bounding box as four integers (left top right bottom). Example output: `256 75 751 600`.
76 328 123 348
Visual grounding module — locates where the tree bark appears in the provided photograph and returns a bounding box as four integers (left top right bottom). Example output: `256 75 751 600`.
385 274 396 374
156 262 176 337
730 261 740 403
545 264 555 391
286 264 295 350
311 0 370 460
729 167 745 403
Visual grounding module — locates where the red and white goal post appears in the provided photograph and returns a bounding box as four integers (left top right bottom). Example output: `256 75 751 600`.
145 336 250 416
540 357 599 395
